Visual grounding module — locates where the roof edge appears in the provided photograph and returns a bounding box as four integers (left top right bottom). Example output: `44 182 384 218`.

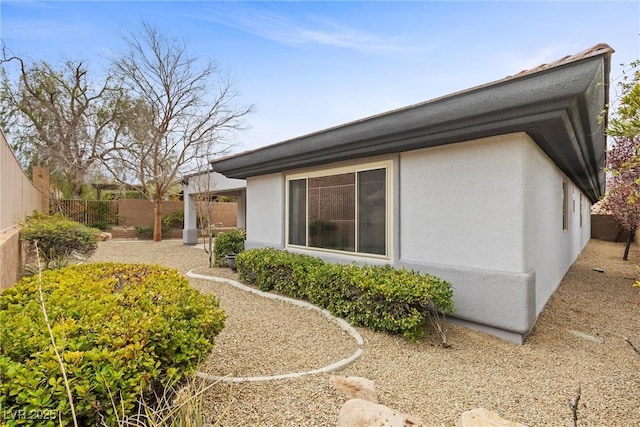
211 45 612 202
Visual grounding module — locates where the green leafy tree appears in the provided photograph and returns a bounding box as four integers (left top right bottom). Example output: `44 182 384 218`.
609 60 640 139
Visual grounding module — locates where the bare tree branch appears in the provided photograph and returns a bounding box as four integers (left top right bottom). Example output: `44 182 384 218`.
625 337 640 356
1 42 128 198
103 23 252 241
570 384 581 427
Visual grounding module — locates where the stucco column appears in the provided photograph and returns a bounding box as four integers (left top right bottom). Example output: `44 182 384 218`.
32 167 50 214
183 192 198 245
237 190 246 229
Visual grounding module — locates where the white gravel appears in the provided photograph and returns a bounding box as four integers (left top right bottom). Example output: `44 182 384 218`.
90 238 640 426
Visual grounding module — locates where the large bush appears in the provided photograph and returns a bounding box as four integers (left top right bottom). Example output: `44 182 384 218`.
0 263 225 426
213 229 245 267
20 212 100 269
236 248 453 340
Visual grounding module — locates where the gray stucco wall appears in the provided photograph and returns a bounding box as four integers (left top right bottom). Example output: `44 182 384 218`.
242 132 592 343
246 173 285 249
398 134 534 342
522 136 591 314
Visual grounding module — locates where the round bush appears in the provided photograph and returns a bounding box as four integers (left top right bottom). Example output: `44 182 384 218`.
20 212 100 269
0 263 225 426
213 229 245 267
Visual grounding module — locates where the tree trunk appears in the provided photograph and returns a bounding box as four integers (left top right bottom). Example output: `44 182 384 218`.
623 228 635 261
70 173 84 200
153 199 163 242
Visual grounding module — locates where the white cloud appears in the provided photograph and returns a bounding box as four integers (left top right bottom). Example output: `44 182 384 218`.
2 19 84 42
191 4 423 56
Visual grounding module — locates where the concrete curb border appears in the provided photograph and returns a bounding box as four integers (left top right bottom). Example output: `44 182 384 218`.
186 269 364 383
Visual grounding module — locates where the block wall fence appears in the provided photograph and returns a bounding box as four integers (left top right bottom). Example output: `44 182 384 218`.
0 130 46 290
116 199 237 228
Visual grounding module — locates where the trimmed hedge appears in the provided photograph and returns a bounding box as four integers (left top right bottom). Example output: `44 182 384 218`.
0 263 225 426
236 248 453 340
20 212 100 270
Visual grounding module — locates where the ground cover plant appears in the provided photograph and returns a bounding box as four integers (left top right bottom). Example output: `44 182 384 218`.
20 212 100 270
0 263 225 426
236 248 453 341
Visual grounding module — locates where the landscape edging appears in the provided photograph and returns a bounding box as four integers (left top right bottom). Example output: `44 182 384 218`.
186 269 364 383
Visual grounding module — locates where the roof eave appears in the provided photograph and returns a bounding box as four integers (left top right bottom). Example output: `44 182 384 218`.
212 54 609 202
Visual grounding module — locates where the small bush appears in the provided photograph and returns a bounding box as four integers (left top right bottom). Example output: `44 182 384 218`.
163 210 184 229
213 229 245 267
89 221 110 231
135 226 154 239
236 249 454 340
135 224 170 239
0 263 225 426
20 212 100 270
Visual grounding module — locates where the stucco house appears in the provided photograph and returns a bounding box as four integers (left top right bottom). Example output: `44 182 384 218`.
184 44 612 343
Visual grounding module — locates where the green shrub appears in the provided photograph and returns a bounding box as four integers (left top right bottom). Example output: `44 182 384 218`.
20 212 100 270
0 263 225 426
135 224 170 239
235 248 323 294
163 210 184 229
88 221 110 231
213 229 246 267
237 249 453 340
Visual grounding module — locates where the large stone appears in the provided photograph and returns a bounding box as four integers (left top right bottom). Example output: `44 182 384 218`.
330 375 378 403
457 408 527 427
336 399 426 427
98 232 112 241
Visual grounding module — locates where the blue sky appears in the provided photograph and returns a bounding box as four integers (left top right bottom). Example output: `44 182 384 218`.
1 1 639 154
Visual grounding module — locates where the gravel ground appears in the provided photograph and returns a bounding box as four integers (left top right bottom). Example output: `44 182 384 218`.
90 239 640 426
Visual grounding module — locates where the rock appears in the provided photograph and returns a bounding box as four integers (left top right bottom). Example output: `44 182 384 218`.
457 408 527 427
98 232 112 241
330 375 378 403
568 330 604 344
336 398 426 427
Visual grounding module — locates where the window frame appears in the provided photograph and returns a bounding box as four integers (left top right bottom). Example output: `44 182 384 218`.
579 194 583 228
562 180 569 231
285 160 393 260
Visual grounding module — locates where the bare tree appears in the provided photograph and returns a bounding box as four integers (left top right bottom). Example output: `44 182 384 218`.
189 164 218 268
0 45 127 198
103 23 252 241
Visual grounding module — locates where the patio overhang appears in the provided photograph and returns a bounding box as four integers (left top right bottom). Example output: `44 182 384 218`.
210 45 611 203
182 171 246 196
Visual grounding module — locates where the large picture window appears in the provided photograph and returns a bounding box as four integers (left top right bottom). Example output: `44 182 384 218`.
286 163 389 257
